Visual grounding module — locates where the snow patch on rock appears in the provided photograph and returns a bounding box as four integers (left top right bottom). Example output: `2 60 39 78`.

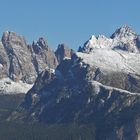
91 80 140 96
0 78 33 94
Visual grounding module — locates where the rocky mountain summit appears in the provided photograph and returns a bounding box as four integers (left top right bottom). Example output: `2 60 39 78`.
10 25 140 139
79 25 140 53
0 31 72 94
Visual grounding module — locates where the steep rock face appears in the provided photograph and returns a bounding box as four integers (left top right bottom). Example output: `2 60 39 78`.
29 37 58 74
2 31 37 83
55 43 74 63
1 32 58 84
0 31 58 94
0 42 9 78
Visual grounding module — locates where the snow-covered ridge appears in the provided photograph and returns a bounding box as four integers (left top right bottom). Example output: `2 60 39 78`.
0 78 33 94
77 25 140 75
91 80 140 96
77 49 140 74
80 25 140 53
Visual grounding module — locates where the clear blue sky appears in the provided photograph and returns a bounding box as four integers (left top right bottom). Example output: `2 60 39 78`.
0 0 140 50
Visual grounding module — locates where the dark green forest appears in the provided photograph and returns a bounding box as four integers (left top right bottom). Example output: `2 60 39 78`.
0 94 96 140
0 94 24 121
0 122 95 140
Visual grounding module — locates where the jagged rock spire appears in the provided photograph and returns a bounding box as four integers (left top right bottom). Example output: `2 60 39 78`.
55 43 74 63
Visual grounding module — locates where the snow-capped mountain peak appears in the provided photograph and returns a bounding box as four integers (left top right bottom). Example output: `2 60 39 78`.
79 25 140 53
111 25 137 39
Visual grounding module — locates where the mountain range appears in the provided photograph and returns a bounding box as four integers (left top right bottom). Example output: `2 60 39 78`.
0 32 73 94
1 25 140 139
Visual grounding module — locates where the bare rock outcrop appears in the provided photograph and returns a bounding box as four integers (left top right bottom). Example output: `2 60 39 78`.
55 43 74 63
1 31 58 84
